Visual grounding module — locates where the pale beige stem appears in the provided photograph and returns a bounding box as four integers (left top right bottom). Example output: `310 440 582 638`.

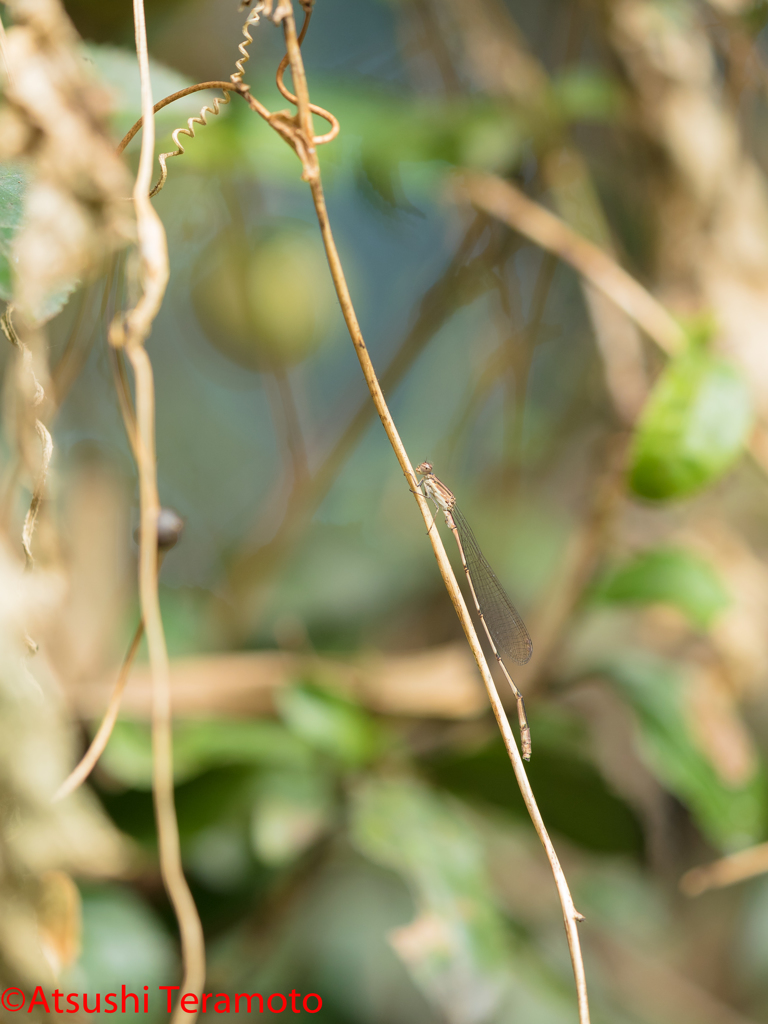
108 1 206 1016
271 6 590 1019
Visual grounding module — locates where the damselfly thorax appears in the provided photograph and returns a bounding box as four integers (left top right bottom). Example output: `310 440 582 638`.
416 461 455 513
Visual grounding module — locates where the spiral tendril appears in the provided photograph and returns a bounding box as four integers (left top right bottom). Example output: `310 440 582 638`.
232 4 265 83
150 91 233 198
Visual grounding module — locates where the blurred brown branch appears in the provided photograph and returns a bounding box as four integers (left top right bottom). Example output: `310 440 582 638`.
66 643 488 722
681 842 768 896
454 172 685 356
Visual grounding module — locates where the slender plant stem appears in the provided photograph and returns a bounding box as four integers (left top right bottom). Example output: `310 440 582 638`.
274 5 591 1020
108 1 206 1016
53 621 145 802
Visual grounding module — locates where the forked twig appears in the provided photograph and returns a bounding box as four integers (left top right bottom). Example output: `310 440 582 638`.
251 5 591 1021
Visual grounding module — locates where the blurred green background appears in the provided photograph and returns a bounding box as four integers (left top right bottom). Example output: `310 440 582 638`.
5 0 768 1021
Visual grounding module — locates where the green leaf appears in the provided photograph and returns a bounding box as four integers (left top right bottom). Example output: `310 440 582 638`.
277 682 382 767
250 767 335 865
98 718 312 789
592 546 730 629
629 349 753 500
604 654 765 850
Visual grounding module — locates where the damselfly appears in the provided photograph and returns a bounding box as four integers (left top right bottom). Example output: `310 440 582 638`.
416 461 533 759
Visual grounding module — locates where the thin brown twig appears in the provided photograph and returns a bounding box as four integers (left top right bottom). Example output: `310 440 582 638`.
262 6 591 1020
109 0 205 1016
117 82 239 155
456 171 686 357
53 620 145 802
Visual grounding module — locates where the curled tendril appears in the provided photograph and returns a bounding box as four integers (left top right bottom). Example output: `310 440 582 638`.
273 10 339 146
150 91 233 198
232 3 265 83
147 3 268 198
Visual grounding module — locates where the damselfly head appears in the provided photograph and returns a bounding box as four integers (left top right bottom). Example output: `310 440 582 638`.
416 461 433 475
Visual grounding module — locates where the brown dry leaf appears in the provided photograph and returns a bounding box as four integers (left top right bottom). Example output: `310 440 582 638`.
37 870 81 979
0 537 129 991
1 0 133 323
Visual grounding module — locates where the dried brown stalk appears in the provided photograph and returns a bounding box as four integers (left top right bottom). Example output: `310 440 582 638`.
456 171 686 358
107 0 205 1016
249 4 591 1020
680 841 768 896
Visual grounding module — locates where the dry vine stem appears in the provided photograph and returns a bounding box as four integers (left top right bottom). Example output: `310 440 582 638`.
247 4 591 1021
107 0 205 1016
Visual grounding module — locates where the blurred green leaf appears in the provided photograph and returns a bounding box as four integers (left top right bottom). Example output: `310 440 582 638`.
277 682 381 766
592 546 730 629
99 718 312 789
83 43 205 137
251 767 335 865
629 348 753 500
0 164 26 301
66 885 176 1021
350 776 512 1022
605 654 765 850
